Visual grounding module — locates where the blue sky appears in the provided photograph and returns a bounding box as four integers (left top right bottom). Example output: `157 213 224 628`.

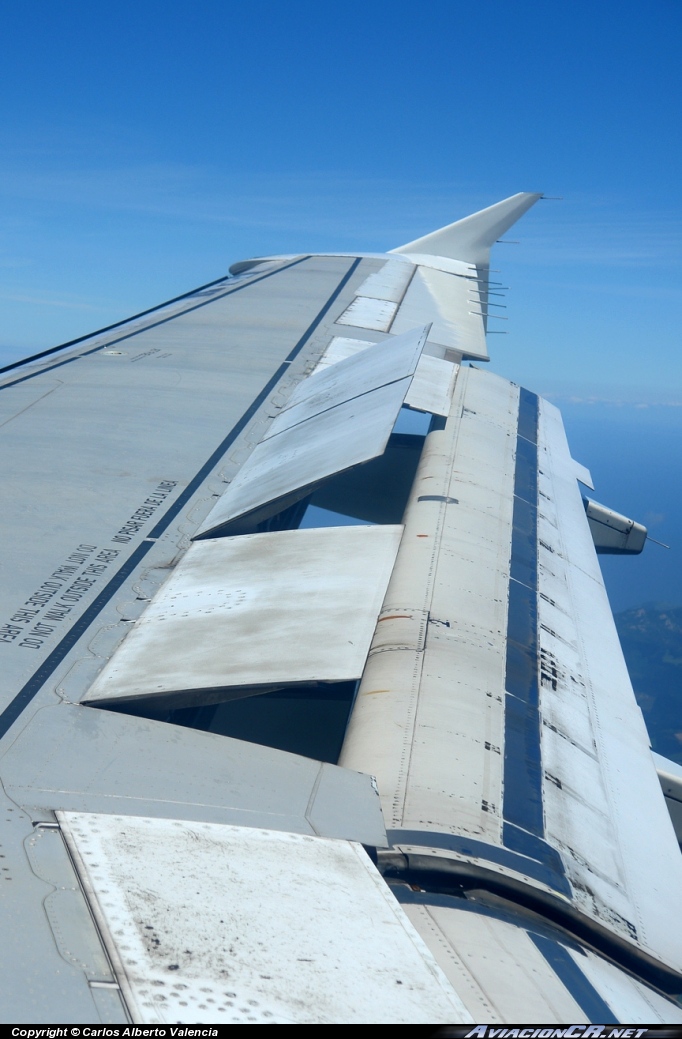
1 0 681 606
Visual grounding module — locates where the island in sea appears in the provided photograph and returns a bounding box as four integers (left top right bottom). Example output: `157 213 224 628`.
615 603 682 766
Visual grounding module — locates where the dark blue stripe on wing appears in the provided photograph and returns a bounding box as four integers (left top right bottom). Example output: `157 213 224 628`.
530 933 619 1023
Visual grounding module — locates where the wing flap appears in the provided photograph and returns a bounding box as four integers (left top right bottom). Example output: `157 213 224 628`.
397 894 682 1024
339 366 682 977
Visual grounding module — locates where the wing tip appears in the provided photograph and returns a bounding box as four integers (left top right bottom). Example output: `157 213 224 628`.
390 191 543 266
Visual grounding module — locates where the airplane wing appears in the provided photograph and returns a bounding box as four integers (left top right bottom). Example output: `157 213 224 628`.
1 193 681 1025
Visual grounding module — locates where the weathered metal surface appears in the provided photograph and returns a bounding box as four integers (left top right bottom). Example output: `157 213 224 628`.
84 526 403 707
405 355 458 416
0 255 369 719
311 332 458 416
391 262 489 360
3 703 388 844
353 257 414 301
398 898 682 1024
574 948 682 1024
400 900 593 1023
2 191 680 1023
312 334 376 371
0 253 395 1022
196 378 413 534
265 325 428 437
336 295 398 331
340 367 682 981
536 399 682 970
58 814 473 1024
340 367 518 848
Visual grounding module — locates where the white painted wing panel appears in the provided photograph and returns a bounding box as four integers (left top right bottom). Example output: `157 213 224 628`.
339 367 682 986
266 325 428 436
401 903 590 1023
405 355 458 416
572 948 682 1023
197 377 412 534
336 295 398 331
536 399 682 971
311 334 457 417
391 265 488 360
354 258 414 301
84 525 402 706
397 254 477 277
400 899 682 1024
59 814 472 1024
341 367 517 844
312 335 376 371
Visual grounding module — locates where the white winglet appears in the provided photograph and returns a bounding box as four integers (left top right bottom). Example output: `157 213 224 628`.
391 191 543 265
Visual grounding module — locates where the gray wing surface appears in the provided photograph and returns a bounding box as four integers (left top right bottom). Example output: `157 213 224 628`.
1 195 681 1024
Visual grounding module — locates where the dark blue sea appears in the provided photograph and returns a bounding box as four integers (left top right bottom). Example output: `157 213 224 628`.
560 401 682 612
